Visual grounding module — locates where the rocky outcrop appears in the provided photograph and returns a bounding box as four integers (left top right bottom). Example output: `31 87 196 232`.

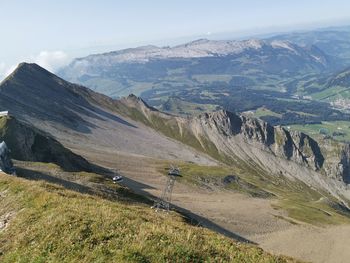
0 141 15 174
197 110 325 171
123 100 350 198
336 144 350 183
0 116 103 172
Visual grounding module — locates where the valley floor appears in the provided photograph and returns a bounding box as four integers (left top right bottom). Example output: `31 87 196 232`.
70 147 350 263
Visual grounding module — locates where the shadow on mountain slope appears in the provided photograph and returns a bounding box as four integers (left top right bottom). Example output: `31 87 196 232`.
0 63 136 134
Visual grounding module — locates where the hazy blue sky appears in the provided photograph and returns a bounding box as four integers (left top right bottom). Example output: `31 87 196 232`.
1 0 350 78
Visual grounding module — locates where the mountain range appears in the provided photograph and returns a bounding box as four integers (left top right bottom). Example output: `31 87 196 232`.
3 63 350 206
56 30 350 139
59 38 331 98
2 62 350 261
268 29 350 64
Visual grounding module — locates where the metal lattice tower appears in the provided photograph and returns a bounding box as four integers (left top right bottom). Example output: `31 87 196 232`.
153 165 181 212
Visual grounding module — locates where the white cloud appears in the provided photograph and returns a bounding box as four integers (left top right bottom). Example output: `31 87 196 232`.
0 62 21 81
0 62 14 80
31 50 70 72
0 50 71 81
5 64 17 77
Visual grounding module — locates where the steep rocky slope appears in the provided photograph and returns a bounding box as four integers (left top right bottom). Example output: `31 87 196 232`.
0 62 122 133
0 115 101 172
119 95 350 202
0 63 215 165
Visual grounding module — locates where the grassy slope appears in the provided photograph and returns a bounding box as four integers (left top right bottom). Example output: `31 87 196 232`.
254 107 282 119
159 97 219 116
287 121 350 142
0 173 293 263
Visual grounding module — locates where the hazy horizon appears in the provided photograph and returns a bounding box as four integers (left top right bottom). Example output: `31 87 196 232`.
1 0 350 79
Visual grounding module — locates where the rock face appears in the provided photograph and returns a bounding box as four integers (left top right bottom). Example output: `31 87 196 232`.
0 116 102 172
121 98 350 200
337 145 350 183
198 110 325 171
0 141 14 174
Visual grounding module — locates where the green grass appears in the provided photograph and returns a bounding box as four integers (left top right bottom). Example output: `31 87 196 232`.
156 162 232 185
254 107 282 118
159 97 219 116
192 74 233 83
287 121 350 142
170 162 274 198
0 173 294 262
310 86 350 101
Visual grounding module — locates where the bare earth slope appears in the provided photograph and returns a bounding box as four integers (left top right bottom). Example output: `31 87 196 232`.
0 63 214 165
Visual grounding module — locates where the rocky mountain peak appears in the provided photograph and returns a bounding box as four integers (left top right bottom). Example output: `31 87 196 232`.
9 62 54 79
196 109 325 171
1 62 61 89
122 94 157 112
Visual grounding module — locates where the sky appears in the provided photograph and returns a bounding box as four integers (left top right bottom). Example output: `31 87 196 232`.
1 0 350 79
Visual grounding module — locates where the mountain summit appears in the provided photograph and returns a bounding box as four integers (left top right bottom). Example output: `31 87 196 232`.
0 62 121 133
0 63 213 164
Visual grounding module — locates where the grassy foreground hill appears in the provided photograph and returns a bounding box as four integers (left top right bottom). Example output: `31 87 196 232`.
0 173 294 262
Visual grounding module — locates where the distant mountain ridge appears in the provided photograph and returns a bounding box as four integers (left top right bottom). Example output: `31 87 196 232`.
268 29 350 64
58 38 331 98
327 67 350 87
74 38 327 63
